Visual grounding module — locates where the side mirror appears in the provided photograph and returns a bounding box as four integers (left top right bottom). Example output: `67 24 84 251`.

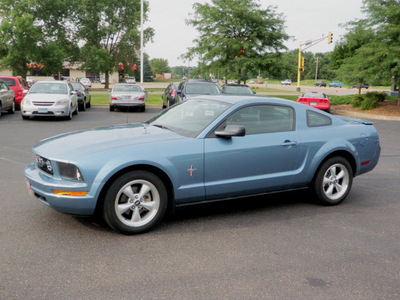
215 125 246 138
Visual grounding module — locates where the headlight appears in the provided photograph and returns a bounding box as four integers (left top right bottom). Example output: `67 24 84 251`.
36 155 53 175
22 98 32 105
57 162 84 182
56 99 69 106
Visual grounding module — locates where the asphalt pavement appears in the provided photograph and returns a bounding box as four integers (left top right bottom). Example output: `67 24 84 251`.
0 107 399 299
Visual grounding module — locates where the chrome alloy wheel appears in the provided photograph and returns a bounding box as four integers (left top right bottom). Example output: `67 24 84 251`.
114 179 160 228
322 163 350 201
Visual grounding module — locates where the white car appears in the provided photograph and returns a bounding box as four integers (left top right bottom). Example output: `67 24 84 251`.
281 79 292 85
109 83 147 112
79 78 92 88
21 81 78 120
125 77 136 84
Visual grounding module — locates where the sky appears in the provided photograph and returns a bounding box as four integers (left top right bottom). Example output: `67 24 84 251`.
144 0 366 67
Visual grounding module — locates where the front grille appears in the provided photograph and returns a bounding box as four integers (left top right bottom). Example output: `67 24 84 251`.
32 101 55 106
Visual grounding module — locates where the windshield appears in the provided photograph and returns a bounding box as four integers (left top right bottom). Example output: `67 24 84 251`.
0 78 16 86
71 83 85 91
224 85 254 95
185 83 220 95
147 99 231 137
29 83 68 94
113 85 142 93
302 93 326 99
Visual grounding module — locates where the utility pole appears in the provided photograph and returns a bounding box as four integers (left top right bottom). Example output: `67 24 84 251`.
296 34 332 92
315 57 319 82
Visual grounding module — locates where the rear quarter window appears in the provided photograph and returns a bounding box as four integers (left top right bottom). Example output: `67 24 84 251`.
307 110 332 127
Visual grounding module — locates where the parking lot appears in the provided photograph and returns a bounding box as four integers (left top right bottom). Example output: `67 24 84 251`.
1 107 400 299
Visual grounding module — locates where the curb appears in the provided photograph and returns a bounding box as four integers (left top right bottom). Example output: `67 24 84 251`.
331 109 400 122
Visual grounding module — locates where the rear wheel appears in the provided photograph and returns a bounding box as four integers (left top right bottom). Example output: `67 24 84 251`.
312 157 353 206
8 101 15 114
109 105 115 111
103 171 168 234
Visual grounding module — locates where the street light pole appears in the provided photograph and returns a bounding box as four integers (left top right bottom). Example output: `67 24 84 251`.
140 0 144 85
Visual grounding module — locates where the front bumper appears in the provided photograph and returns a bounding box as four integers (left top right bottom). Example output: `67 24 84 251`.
21 103 70 117
25 162 97 215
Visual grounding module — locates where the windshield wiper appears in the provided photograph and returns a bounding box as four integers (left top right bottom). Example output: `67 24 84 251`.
152 124 172 131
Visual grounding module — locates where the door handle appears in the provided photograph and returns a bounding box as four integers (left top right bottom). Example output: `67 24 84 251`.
281 140 297 147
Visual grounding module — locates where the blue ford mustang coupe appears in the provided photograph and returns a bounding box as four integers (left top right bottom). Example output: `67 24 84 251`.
25 96 381 234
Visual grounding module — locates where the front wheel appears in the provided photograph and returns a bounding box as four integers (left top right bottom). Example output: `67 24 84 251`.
312 157 353 206
103 171 168 234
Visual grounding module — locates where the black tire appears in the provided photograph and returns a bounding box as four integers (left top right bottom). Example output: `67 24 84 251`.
22 115 30 120
162 96 166 109
80 99 86 111
66 108 73 120
87 99 91 108
312 157 353 206
73 105 78 115
110 105 115 111
103 171 168 234
8 101 15 114
0 103 2 118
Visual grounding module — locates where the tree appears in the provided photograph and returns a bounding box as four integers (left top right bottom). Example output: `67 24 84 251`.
184 0 289 84
0 0 78 78
75 0 154 88
150 58 171 75
334 0 400 104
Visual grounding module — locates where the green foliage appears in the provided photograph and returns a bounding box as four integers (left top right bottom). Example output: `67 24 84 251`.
360 97 379 110
365 91 386 102
329 95 354 105
150 58 171 75
184 0 289 83
352 94 364 108
351 93 382 110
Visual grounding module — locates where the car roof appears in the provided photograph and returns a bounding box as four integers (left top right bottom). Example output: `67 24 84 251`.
190 95 296 106
34 80 67 84
223 84 250 87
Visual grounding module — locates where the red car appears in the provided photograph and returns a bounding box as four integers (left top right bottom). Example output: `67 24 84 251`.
297 92 330 112
0 76 30 109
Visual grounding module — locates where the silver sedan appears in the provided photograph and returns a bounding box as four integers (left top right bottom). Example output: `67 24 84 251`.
0 80 15 118
21 81 78 120
109 83 147 112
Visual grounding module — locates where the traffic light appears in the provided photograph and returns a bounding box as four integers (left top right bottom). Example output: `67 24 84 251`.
328 32 333 44
299 67 305 73
301 57 306 67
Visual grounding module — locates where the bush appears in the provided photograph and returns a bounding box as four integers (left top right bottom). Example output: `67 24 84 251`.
330 95 353 105
352 94 364 108
360 96 379 110
365 91 386 102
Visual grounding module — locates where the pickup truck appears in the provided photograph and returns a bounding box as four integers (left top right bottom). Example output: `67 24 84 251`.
329 81 344 88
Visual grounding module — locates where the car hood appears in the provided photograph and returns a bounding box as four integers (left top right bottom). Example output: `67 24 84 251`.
33 123 186 161
25 93 70 101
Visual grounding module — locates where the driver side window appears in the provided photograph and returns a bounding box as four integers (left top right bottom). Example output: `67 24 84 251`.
226 104 295 135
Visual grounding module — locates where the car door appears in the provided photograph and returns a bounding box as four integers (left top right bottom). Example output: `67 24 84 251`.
204 104 302 199
0 81 12 110
68 83 77 111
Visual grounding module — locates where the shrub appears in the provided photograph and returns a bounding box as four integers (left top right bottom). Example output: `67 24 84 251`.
330 95 353 105
360 96 379 110
365 91 386 102
352 94 364 107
